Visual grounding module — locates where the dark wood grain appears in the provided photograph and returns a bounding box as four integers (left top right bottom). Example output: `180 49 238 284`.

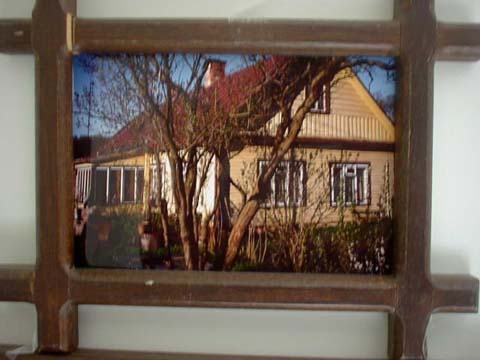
436 23 480 61
389 1 443 358
431 274 479 313
69 269 396 311
0 20 31 54
31 0 78 354
0 346 382 360
0 266 34 302
74 19 400 56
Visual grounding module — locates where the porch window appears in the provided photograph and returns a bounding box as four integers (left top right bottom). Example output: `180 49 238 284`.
330 163 370 206
258 160 306 208
75 167 92 203
93 166 145 205
123 168 136 203
136 168 145 203
108 168 122 204
94 168 108 205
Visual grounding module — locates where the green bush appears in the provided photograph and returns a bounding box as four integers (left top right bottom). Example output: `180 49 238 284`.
87 209 143 269
235 216 393 274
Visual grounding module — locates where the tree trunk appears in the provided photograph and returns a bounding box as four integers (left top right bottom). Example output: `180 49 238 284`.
159 199 174 269
198 217 210 270
223 199 260 270
222 65 336 270
212 149 232 270
154 151 163 207
167 151 199 270
178 208 199 270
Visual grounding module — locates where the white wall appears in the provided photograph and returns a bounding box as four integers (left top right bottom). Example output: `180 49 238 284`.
0 0 479 358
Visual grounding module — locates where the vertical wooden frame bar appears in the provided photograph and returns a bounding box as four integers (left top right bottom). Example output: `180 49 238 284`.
391 0 445 358
31 0 77 353
389 0 434 357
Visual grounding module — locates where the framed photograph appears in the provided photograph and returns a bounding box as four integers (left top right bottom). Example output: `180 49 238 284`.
73 53 396 274
0 1 478 359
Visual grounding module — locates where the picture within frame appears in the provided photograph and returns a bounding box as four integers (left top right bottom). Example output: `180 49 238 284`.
2 0 477 357
73 53 396 274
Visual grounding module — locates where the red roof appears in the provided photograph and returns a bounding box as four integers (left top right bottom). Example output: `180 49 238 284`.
96 113 157 156
95 56 307 157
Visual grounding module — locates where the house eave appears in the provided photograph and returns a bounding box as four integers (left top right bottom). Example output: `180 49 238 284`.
241 135 395 152
74 147 146 165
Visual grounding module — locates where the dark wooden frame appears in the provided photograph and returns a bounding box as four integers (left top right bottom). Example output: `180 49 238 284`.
0 1 479 359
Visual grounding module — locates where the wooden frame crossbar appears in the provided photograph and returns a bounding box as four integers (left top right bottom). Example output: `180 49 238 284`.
4 19 480 59
0 1 479 359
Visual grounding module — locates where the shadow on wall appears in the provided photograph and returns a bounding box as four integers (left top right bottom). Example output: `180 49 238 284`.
431 249 471 274
427 313 480 358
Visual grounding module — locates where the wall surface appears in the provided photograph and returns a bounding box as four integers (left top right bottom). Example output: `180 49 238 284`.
0 0 479 359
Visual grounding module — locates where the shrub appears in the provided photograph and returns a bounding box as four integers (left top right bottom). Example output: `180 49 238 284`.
235 216 393 274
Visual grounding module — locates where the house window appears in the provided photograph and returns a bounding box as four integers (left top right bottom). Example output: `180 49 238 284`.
123 168 136 203
291 161 306 206
93 166 145 205
136 168 145 203
258 160 306 207
330 163 370 206
309 83 331 114
108 168 122 204
274 162 289 207
75 167 92 203
94 168 108 205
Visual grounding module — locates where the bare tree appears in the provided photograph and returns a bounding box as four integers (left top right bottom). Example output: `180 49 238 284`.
221 56 395 269
223 57 345 269
74 54 394 271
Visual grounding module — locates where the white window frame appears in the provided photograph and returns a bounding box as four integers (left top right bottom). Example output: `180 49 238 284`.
85 168 91 202
273 161 289 208
258 160 306 208
310 83 329 113
290 161 306 207
93 166 148 205
330 163 370 207
75 166 92 203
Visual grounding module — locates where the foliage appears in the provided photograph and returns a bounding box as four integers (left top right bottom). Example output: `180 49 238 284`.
86 207 143 269
233 156 394 274
233 217 393 274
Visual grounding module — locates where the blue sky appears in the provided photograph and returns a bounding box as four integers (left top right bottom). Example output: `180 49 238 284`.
73 54 396 137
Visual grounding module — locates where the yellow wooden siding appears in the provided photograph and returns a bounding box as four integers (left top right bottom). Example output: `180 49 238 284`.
331 79 375 118
263 74 395 143
87 147 393 226
99 155 145 167
230 146 394 225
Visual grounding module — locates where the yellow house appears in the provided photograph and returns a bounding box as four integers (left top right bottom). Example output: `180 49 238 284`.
74 66 394 226
229 70 394 225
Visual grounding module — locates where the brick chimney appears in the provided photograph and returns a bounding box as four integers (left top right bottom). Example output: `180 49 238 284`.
204 59 226 87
